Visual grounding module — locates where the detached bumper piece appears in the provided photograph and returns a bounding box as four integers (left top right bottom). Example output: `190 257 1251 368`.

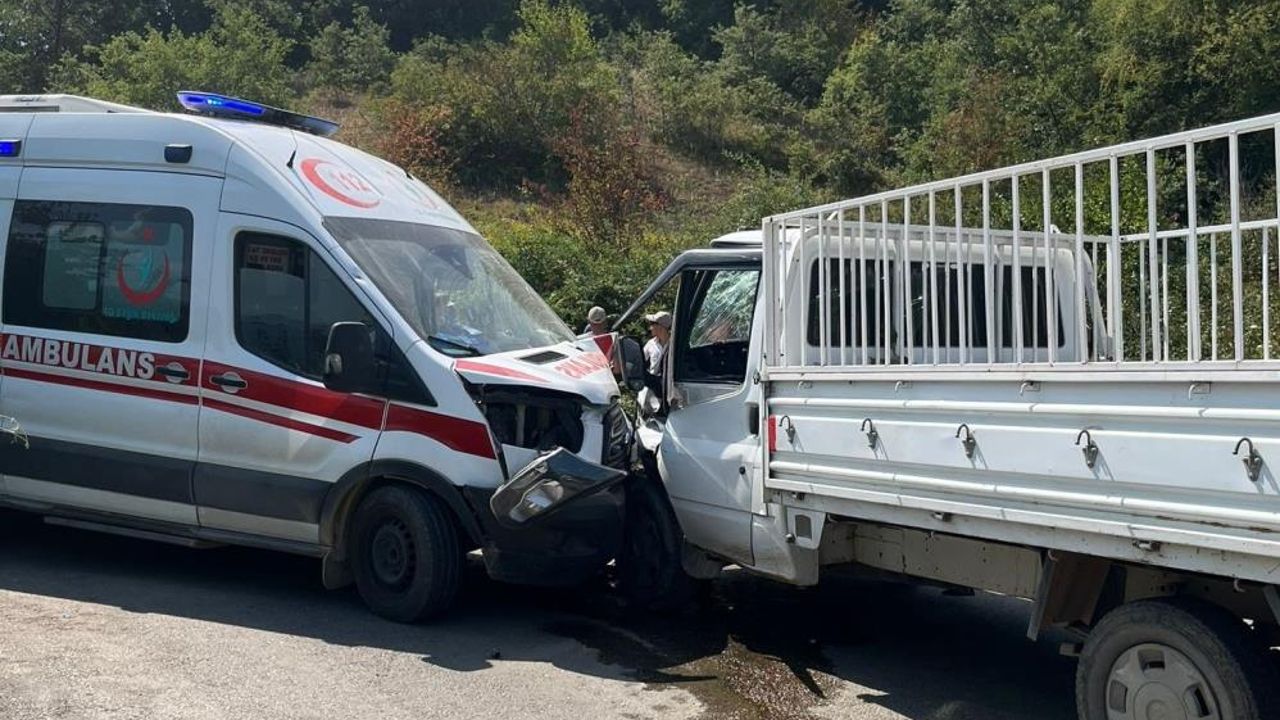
491 447 627 526
469 448 628 586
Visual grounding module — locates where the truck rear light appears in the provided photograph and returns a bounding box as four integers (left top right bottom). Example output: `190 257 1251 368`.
767 415 777 453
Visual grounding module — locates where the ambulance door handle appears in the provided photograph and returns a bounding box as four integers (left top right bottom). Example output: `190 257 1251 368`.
155 365 189 382
210 372 247 391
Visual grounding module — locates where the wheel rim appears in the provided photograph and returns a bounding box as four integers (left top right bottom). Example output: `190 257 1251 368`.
369 517 416 590
1105 642 1221 720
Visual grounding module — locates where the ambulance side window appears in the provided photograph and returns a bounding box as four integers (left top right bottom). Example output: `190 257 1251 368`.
234 233 433 404
2 200 193 342
235 233 371 379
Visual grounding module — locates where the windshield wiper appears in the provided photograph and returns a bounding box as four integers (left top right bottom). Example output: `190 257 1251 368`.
427 334 483 357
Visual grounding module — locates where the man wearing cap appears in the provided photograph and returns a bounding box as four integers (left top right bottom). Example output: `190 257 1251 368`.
584 305 609 335
643 311 672 378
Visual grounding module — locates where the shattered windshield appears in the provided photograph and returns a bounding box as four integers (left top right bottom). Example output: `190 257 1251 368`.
325 217 574 356
688 269 758 347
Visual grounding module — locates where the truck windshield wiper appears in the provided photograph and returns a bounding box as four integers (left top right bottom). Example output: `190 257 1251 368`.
427 334 483 357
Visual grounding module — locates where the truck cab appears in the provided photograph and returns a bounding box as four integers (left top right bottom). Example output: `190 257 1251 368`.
618 227 1106 586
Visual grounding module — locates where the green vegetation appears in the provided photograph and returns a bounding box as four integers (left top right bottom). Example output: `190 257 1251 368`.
7 0 1280 333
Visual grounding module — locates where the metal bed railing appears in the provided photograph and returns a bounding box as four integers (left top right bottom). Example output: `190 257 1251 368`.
763 112 1280 372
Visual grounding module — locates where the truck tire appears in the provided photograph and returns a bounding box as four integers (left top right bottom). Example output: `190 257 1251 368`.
350 485 460 622
617 477 693 612
1076 597 1278 720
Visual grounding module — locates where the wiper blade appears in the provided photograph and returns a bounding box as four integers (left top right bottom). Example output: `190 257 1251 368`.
428 334 482 357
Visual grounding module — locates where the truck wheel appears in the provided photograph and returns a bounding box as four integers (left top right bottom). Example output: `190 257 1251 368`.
350 485 460 623
617 478 693 612
1076 597 1278 720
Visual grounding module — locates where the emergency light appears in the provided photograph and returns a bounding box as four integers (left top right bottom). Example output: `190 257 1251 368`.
0 139 20 157
177 92 265 117
176 91 340 138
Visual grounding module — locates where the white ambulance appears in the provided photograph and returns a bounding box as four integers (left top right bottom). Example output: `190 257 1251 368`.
0 92 632 621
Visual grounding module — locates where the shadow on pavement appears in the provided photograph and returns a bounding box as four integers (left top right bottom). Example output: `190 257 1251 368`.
0 508 1076 720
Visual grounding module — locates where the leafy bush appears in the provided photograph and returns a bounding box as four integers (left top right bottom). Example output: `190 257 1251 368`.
51 5 293 110
548 105 667 245
480 215 685 327
389 0 621 191
307 5 397 95
624 29 796 169
373 99 455 188
712 160 831 232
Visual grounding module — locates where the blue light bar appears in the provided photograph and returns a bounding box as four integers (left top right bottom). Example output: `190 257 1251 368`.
175 90 339 137
177 91 265 117
0 139 19 157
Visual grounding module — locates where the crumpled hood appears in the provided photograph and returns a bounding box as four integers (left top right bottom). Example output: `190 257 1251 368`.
452 338 619 405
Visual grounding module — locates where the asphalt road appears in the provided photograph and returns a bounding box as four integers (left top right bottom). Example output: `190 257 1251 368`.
0 508 1078 720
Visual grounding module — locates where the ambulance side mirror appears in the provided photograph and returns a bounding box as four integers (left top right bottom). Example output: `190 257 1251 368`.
323 322 376 394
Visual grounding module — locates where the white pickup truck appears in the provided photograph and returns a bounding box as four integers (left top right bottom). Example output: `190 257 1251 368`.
616 113 1280 719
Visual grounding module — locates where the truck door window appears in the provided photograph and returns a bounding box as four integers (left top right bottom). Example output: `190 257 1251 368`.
674 268 759 384
3 200 193 342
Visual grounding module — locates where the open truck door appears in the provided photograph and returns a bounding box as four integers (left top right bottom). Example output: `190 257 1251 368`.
616 247 762 568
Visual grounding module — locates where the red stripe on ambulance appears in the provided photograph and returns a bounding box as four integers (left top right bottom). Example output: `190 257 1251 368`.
203 397 358 444
4 366 199 406
384 404 496 459
553 351 610 379
454 359 544 383
202 361 385 430
0 333 495 456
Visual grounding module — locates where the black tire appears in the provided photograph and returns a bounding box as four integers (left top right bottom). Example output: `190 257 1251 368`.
1076 597 1279 720
616 476 694 612
350 485 460 623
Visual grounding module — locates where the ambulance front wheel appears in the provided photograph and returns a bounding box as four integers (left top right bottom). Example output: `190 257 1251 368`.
351 484 461 622
617 476 694 613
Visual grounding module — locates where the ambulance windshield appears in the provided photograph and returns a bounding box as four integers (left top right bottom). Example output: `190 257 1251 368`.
325 217 574 356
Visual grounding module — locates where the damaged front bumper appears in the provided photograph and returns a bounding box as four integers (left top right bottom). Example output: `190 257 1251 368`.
490 448 627 526
466 448 629 586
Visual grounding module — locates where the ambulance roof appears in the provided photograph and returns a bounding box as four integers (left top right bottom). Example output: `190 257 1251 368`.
0 93 474 235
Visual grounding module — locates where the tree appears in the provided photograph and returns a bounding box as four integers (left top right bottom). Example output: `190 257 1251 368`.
389 0 622 190
550 104 667 244
656 0 738 57
0 0 195 91
307 5 396 93
713 0 862 106
51 4 294 110
366 0 519 51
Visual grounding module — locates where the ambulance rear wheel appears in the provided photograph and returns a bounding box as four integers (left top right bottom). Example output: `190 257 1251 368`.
351 485 460 622
1075 597 1278 720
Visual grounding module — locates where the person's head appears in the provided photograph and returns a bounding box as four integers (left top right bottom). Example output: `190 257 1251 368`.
586 305 608 334
645 311 672 343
